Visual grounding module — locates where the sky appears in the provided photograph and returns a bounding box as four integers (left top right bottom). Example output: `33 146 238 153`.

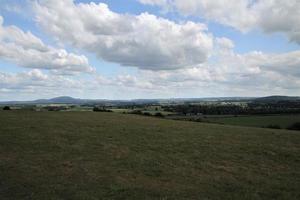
0 0 299 101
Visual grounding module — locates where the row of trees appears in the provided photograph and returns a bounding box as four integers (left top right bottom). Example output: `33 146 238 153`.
162 102 300 115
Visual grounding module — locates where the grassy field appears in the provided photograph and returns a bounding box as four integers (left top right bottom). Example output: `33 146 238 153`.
206 114 300 129
0 111 299 199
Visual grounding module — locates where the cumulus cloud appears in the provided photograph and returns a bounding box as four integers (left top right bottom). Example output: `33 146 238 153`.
213 38 300 79
138 0 300 44
1 45 300 99
33 0 213 70
97 37 300 95
0 16 94 73
1 1 300 99
1 69 63 90
0 69 97 100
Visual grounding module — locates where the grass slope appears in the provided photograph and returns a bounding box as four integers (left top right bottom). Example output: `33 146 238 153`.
0 111 299 200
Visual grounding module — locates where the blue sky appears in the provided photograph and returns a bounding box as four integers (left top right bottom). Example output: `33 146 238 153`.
0 0 299 100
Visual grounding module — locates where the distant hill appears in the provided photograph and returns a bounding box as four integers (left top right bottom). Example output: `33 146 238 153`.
33 96 89 104
1 95 299 105
0 96 102 105
253 96 300 103
0 96 254 105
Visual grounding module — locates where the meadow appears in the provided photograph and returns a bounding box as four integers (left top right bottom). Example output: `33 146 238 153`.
0 111 299 199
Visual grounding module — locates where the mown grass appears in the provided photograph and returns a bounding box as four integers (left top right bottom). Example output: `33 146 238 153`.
0 111 299 199
206 114 300 129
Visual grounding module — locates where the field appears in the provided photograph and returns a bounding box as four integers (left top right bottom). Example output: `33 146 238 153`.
206 114 300 129
0 111 299 199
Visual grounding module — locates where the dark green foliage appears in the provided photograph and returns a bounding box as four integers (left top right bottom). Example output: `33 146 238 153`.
129 110 143 115
2 106 10 110
163 100 300 115
143 112 151 116
0 111 299 199
154 112 164 117
44 106 67 111
93 106 112 112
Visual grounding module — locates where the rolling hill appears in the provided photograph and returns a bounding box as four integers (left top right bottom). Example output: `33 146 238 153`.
253 95 300 103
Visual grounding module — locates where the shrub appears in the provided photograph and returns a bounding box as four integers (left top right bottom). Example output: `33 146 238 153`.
154 112 164 117
287 122 300 131
93 107 112 112
143 112 151 116
46 106 67 111
3 106 11 111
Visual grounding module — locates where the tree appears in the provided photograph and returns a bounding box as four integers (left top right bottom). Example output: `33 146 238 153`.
93 106 112 112
3 106 11 110
143 112 151 116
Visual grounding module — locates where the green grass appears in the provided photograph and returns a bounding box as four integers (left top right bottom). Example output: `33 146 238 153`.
206 114 300 129
110 108 131 113
0 111 299 199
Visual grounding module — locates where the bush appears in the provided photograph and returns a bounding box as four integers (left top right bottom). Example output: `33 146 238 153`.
46 106 67 111
287 122 300 131
143 112 151 116
3 106 11 111
93 107 100 112
154 112 164 117
93 107 112 112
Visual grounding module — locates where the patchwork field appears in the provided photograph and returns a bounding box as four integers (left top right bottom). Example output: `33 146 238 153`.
0 111 299 199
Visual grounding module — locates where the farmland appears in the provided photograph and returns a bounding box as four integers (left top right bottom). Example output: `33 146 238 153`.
205 114 300 129
0 111 299 199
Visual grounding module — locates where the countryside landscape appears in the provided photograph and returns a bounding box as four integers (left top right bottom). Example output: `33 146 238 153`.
1 0 300 199
1 96 300 199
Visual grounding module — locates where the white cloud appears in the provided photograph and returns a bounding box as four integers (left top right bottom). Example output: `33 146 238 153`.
1 44 300 99
0 69 97 100
256 0 300 43
212 38 300 80
1 1 300 99
95 37 300 96
0 16 94 73
33 0 213 70
1 69 65 90
215 37 235 50
139 0 300 44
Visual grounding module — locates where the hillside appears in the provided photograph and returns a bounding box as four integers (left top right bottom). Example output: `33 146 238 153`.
253 95 300 103
0 111 299 199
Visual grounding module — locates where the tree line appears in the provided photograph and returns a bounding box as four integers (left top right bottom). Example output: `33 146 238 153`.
162 101 300 115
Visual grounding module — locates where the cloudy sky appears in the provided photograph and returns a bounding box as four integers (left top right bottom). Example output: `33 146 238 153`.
0 0 299 101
